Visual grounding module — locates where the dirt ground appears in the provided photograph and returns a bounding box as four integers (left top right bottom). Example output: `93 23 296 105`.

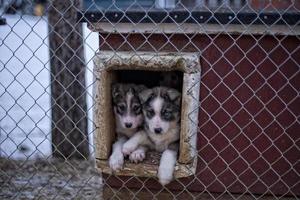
0 158 103 199
1 158 297 200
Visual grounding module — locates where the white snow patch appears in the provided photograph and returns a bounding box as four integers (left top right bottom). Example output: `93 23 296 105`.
0 14 98 159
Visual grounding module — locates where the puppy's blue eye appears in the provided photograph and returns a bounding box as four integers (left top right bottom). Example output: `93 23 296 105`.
162 109 173 120
164 111 171 117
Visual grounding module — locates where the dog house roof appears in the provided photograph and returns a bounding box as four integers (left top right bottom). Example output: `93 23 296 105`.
78 1 300 25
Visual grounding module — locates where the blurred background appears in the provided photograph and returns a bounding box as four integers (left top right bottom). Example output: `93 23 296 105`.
0 0 299 199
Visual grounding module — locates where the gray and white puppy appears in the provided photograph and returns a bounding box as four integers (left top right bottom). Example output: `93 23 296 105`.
109 83 147 171
122 86 181 185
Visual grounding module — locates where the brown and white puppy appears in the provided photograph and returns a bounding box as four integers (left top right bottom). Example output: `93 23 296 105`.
122 86 181 185
109 83 146 171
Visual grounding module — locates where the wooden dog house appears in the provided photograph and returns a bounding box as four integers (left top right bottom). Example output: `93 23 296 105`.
93 51 201 178
79 1 300 198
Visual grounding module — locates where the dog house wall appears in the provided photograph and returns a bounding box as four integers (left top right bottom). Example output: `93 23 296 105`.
94 33 300 195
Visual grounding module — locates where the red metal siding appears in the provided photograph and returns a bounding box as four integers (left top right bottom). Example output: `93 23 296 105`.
100 33 300 196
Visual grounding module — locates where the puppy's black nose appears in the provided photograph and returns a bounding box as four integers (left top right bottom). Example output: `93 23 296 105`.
125 123 132 128
154 128 162 134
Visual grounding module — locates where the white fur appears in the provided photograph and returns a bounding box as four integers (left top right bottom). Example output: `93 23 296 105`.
129 146 147 163
110 86 145 171
158 149 177 185
143 91 180 185
114 92 143 136
114 108 143 137
122 130 150 156
124 94 180 185
112 86 180 184
109 136 127 171
146 97 170 134
148 122 179 152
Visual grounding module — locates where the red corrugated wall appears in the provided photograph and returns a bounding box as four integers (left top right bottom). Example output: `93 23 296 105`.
99 33 300 196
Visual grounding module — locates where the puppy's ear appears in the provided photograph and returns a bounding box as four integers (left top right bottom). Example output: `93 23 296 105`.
111 83 122 103
139 88 153 104
166 88 181 106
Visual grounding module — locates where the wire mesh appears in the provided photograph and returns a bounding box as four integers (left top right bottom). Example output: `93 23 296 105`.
0 0 299 199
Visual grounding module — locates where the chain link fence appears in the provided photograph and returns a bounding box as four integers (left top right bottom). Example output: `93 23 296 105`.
0 0 299 199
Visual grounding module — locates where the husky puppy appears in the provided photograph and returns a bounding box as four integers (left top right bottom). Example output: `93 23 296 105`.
122 86 181 185
109 83 146 171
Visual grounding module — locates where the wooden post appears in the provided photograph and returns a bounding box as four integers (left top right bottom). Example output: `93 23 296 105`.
48 0 89 159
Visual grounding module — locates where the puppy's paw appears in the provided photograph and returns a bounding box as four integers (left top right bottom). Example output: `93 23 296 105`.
109 153 124 171
158 167 173 186
129 149 145 163
122 142 136 156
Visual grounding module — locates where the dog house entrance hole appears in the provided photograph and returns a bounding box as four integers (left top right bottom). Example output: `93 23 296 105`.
112 69 184 167
115 70 183 92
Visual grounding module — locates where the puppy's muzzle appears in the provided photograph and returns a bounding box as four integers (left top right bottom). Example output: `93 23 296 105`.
154 128 162 134
125 123 132 128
